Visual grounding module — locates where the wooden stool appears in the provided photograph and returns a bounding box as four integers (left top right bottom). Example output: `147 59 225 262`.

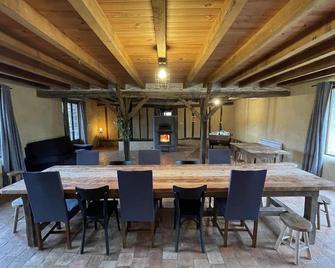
7 171 24 233
275 212 312 265
317 194 331 229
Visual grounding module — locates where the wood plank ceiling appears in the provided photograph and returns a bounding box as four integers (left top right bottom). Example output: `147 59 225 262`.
0 0 334 100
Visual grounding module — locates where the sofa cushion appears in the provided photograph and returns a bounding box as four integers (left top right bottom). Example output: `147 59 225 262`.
25 136 74 159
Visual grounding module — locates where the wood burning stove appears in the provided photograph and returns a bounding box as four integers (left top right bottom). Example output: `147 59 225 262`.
153 116 177 152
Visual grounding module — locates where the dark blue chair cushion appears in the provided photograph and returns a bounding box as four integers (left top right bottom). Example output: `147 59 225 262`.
65 199 80 219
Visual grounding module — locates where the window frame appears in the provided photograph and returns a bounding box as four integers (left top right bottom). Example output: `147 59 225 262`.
66 100 82 142
325 88 335 157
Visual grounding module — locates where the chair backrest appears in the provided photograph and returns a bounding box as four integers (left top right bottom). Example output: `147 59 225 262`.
173 185 207 200
173 185 207 216
76 150 99 165
23 172 68 223
109 160 133 165
208 148 231 164
175 160 199 165
224 170 267 220
75 186 109 217
117 170 155 222
138 150 160 165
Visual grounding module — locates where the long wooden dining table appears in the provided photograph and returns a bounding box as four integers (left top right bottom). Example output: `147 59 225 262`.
230 142 289 163
0 162 334 247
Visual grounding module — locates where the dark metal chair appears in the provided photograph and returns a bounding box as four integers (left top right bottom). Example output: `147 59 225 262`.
173 185 207 253
175 160 200 165
117 170 158 248
138 150 160 165
23 172 80 249
76 150 99 165
208 148 231 164
75 186 120 255
109 160 133 165
214 170 267 247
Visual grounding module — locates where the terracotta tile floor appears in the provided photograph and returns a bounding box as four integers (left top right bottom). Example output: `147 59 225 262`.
0 142 335 267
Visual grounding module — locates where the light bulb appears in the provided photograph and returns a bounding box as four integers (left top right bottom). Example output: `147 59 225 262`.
158 67 167 80
213 98 221 106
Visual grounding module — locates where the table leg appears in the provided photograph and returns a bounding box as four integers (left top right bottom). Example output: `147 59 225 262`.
304 192 319 244
22 196 37 247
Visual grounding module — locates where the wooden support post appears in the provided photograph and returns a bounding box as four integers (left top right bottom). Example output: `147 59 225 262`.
199 83 212 164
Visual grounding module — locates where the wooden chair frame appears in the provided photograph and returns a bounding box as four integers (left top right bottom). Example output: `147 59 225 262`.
34 221 75 250
121 213 159 248
214 217 259 247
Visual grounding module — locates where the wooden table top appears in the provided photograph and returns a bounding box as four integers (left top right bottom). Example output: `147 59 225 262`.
230 142 289 155
0 163 334 196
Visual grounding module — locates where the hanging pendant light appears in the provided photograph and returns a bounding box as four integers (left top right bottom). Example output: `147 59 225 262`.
155 57 169 88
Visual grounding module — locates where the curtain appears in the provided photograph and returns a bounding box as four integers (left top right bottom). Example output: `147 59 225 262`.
302 81 333 176
78 102 87 143
0 85 26 187
62 98 70 137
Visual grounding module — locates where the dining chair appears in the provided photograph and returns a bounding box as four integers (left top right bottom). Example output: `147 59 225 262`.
117 170 158 247
173 185 207 253
8 170 24 233
76 150 99 165
214 169 267 247
138 150 160 165
175 160 199 165
76 186 120 255
208 148 231 164
109 160 133 165
23 171 80 249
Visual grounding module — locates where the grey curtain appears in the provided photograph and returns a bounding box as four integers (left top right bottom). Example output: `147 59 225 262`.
0 85 26 187
62 98 70 137
78 102 87 143
302 81 333 176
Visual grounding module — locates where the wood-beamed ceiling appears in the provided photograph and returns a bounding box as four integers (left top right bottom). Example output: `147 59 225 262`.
0 0 334 102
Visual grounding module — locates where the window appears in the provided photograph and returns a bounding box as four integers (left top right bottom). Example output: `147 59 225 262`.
326 88 335 156
66 101 82 141
163 110 172 116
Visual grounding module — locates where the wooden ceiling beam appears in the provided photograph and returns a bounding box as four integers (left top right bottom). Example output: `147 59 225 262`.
68 0 144 88
278 67 335 86
207 0 329 83
185 0 246 84
225 18 335 86
0 54 87 88
239 37 335 87
179 98 201 119
0 31 105 88
151 0 167 59
36 87 290 100
0 0 122 86
0 73 49 89
260 55 335 87
128 97 149 119
0 64 70 89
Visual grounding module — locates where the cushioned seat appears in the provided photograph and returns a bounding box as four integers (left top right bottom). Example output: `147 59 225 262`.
11 197 23 208
65 199 80 218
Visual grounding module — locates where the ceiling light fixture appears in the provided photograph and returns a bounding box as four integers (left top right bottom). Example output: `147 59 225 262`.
156 57 169 88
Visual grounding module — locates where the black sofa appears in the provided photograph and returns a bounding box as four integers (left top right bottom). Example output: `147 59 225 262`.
25 136 92 171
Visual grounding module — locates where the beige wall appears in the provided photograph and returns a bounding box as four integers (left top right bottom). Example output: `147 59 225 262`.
7 82 64 151
85 99 118 146
233 82 316 165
